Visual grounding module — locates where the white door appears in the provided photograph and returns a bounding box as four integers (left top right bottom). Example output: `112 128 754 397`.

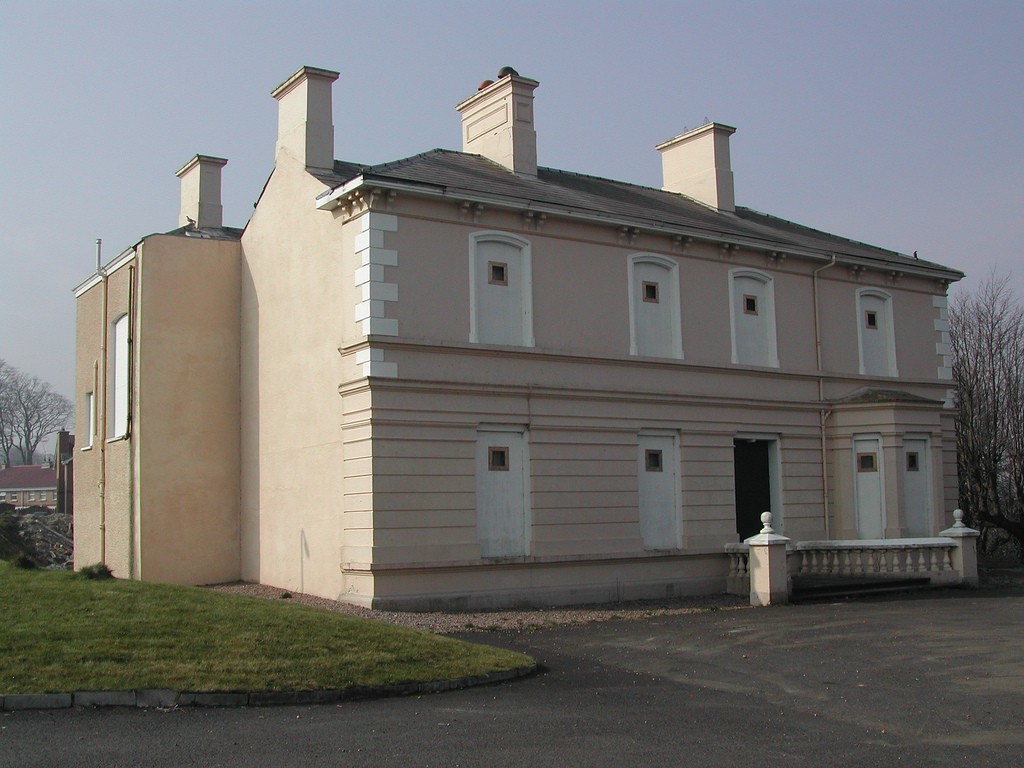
902 437 932 537
854 436 885 539
476 429 529 557
638 434 679 549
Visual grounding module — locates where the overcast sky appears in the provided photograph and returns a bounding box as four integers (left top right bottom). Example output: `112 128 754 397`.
2 0 1022 405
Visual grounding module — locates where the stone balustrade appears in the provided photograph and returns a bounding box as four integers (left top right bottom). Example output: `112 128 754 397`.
724 509 980 604
795 538 959 584
724 543 750 595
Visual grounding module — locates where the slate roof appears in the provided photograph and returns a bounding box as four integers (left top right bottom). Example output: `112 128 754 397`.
314 149 962 278
0 465 57 491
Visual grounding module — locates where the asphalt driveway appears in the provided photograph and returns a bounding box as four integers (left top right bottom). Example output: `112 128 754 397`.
2 587 1022 767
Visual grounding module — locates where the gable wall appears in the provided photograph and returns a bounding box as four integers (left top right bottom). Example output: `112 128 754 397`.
240 157 360 599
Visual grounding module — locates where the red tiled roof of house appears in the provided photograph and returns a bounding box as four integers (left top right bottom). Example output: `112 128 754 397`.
0 465 57 491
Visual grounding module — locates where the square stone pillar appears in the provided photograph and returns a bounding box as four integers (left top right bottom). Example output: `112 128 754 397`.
746 512 791 606
940 509 981 587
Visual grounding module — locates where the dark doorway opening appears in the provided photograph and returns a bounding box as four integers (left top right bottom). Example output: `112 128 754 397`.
734 439 772 540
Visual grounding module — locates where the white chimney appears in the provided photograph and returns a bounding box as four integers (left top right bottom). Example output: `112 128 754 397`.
175 154 227 229
656 123 736 212
271 66 339 170
456 67 539 176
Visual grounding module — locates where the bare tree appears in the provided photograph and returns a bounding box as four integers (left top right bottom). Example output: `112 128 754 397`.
0 360 16 464
0 360 73 465
950 274 1024 553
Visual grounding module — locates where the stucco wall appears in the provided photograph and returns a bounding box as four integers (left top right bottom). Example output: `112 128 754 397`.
134 235 241 585
329 193 956 608
240 156 352 598
380 196 948 383
73 254 136 578
74 234 242 585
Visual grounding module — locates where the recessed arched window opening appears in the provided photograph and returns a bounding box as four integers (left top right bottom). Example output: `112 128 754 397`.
856 288 898 376
109 313 130 438
728 268 778 367
469 232 534 347
627 253 683 359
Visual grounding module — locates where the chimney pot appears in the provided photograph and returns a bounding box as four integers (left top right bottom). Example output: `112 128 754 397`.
175 154 228 229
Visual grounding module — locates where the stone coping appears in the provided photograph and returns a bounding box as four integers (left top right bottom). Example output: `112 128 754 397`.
726 537 959 553
0 664 537 711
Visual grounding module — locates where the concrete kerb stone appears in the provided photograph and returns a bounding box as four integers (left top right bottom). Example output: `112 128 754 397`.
135 688 178 708
3 693 73 711
1 664 538 711
177 692 249 708
75 691 137 708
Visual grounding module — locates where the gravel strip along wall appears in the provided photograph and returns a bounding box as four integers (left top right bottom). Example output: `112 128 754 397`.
209 583 748 633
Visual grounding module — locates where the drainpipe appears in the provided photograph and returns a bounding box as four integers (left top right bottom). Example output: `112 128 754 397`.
126 259 137 580
96 238 108 564
813 254 837 539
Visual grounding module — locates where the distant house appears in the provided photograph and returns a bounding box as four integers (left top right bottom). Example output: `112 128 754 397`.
0 464 58 510
73 66 963 608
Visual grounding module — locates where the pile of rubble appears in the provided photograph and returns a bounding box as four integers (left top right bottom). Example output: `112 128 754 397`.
0 507 73 569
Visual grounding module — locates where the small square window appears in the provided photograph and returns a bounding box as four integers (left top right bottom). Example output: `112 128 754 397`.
642 281 660 303
488 262 508 286
645 449 664 472
488 446 510 471
857 453 877 473
865 310 878 329
743 295 758 315
906 452 919 472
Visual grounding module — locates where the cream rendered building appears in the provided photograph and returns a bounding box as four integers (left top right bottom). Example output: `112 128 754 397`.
73 66 963 608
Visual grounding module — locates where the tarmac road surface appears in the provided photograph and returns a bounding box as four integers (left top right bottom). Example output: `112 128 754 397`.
2 588 1022 767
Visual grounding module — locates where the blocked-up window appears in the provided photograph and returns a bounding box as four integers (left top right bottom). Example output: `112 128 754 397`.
476 427 530 558
470 232 533 347
729 269 778 367
638 433 680 550
856 289 898 376
629 254 682 359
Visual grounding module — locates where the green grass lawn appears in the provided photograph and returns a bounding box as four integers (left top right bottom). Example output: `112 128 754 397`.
0 562 532 695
